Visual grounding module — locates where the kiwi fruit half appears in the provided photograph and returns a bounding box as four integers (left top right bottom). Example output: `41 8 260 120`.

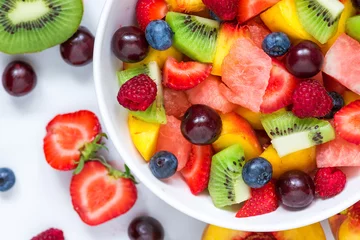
165 12 219 63
295 0 345 44
0 0 83 54
261 110 335 157
346 15 360 42
117 61 167 124
208 144 250 208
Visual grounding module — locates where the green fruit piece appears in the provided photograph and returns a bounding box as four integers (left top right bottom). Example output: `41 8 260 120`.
346 15 360 42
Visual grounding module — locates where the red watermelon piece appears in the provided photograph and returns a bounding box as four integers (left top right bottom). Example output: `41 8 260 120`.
163 88 191 118
323 34 360 95
186 75 236 113
323 72 347 94
221 37 272 112
246 19 271 49
237 0 281 24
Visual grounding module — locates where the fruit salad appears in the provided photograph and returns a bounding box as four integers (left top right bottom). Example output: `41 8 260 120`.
112 0 360 218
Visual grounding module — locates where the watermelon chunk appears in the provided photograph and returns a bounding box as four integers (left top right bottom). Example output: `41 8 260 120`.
186 75 236 113
237 0 281 24
246 19 271 49
323 34 360 95
163 88 191 118
221 37 272 112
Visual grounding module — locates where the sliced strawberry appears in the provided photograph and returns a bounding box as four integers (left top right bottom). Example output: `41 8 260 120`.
70 161 137 226
181 145 212 195
43 110 102 171
260 59 299 113
136 0 168 31
323 72 347 94
163 57 212 90
236 181 278 218
334 100 360 144
237 0 281 24
202 0 238 21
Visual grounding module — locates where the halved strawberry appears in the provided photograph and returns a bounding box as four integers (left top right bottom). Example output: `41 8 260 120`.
163 57 212 90
202 0 238 21
236 181 278 218
181 145 212 195
70 161 137 226
260 59 299 113
334 100 360 144
237 0 280 24
43 110 103 171
136 0 168 31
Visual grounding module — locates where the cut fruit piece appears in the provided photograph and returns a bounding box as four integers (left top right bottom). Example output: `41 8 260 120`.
246 19 271 49
162 57 212 90
165 12 219 63
343 90 360 105
208 144 250 208
128 114 160 161
186 75 236 114
165 0 206 13
295 0 345 44
346 15 360 42
136 0 168 31
163 88 191 118
237 0 281 24
261 111 335 157
221 37 272 112
234 106 264 130
0 0 83 54
334 100 360 144
323 72 347 94
202 0 238 21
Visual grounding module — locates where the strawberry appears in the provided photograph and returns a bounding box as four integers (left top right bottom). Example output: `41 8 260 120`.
31 228 64 240
202 0 238 21
260 59 299 113
237 0 281 24
181 145 212 195
314 167 346 199
136 0 168 31
70 161 137 226
334 100 360 144
236 181 278 218
162 57 212 90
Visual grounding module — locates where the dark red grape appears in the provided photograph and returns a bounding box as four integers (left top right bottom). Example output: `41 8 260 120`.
285 40 324 78
181 104 222 145
128 216 164 240
352 0 360 10
60 26 95 66
111 26 149 63
2 61 37 96
276 170 315 209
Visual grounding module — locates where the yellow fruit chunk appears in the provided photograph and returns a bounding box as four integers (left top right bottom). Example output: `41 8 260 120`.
339 218 360 240
212 112 262 160
260 145 316 179
234 106 263 130
123 47 182 70
275 222 326 239
128 114 160 161
343 90 360 105
165 0 205 12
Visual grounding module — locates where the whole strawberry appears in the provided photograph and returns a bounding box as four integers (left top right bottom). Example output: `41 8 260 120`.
314 167 346 199
292 79 333 118
202 0 238 21
31 228 64 240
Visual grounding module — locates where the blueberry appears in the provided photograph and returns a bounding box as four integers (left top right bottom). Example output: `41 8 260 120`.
324 91 345 119
0 168 16 192
209 10 222 22
145 20 173 51
262 32 291 57
149 151 178 179
242 157 272 188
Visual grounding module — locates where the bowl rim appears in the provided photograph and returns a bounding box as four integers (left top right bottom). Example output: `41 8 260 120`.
93 0 360 232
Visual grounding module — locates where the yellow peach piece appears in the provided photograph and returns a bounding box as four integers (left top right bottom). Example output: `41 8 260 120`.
234 106 263 130
343 90 360 105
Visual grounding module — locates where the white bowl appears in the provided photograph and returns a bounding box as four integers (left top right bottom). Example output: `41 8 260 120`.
93 0 360 231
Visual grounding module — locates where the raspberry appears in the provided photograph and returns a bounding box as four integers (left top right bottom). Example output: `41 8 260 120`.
117 74 157 111
31 228 64 240
292 80 333 118
314 167 346 199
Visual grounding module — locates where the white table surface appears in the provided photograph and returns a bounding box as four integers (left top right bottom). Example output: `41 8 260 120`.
0 0 334 239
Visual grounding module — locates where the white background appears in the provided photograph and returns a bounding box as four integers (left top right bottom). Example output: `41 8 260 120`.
0 0 334 239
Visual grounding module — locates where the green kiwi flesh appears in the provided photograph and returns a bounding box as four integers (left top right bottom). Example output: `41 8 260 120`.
295 0 344 44
346 16 360 42
165 11 219 63
0 0 83 54
117 61 167 124
208 144 250 208
261 111 335 157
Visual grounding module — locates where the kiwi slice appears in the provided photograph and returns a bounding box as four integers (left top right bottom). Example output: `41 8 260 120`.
295 0 344 44
117 61 167 124
346 16 360 42
261 111 335 157
208 144 250 208
165 12 219 63
0 0 83 54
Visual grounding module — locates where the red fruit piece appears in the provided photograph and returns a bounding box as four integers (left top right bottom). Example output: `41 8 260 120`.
292 79 333 118
163 88 191 118
43 110 102 171
163 57 212 90
260 59 299 113
236 181 278 218
323 72 347 95
31 228 64 240
246 19 271 49
70 161 137 226
314 167 346 199
334 100 360 144
237 0 280 23
181 145 212 195
117 74 157 111
202 0 238 21
136 0 168 31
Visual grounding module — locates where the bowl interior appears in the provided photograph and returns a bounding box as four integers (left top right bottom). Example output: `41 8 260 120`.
93 0 360 231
